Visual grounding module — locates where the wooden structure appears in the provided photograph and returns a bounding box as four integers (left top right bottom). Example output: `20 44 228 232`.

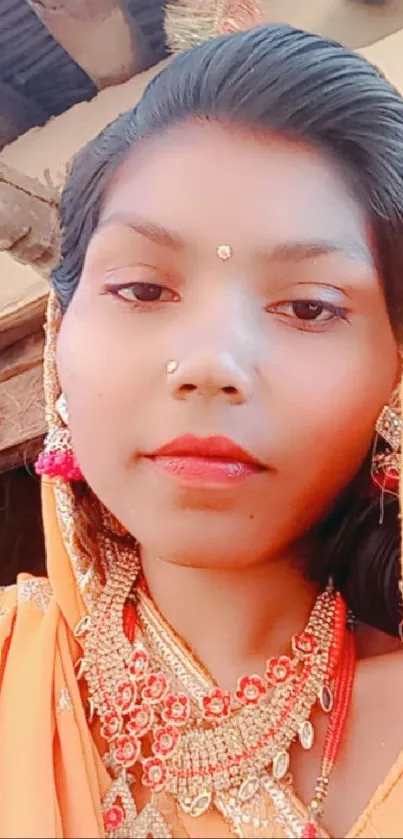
0 0 403 582
0 0 167 149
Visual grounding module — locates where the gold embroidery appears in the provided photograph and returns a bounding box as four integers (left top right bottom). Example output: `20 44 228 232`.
18 579 52 613
137 590 213 701
56 686 73 713
0 586 14 621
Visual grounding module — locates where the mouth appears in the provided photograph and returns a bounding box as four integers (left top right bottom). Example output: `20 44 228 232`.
145 434 266 487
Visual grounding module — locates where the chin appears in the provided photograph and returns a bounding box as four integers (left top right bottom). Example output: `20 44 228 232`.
137 519 272 571
158 547 240 570
106 488 294 570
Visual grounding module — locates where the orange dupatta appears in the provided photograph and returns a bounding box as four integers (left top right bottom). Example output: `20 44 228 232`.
0 480 108 839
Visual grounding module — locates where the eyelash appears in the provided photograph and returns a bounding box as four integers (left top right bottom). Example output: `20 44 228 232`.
105 281 179 306
268 299 350 331
104 283 349 330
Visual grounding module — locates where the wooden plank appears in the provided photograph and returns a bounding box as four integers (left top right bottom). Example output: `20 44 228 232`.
0 162 59 273
0 161 55 351
0 363 45 454
0 162 57 203
0 331 46 471
0 292 47 347
27 0 136 88
0 331 44 385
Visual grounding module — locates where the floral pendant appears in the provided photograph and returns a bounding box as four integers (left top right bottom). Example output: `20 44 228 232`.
102 773 172 839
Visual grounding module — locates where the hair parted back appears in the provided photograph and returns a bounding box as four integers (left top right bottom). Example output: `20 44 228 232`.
53 23 403 636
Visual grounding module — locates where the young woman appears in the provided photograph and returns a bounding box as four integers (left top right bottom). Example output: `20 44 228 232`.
1 23 402 839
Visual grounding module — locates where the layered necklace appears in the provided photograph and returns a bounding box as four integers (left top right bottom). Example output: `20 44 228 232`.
74 538 355 839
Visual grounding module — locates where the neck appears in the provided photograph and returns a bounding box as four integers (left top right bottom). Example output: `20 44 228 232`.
140 550 319 691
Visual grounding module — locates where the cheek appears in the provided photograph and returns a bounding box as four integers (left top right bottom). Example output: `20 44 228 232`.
56 309 154 473
274 332 396 499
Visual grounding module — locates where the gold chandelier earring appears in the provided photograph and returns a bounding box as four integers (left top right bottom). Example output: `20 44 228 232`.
371 388 402 522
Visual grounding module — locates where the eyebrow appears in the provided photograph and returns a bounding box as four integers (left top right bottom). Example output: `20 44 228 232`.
95 214 372 265
95 213 185 251
259 240 372 266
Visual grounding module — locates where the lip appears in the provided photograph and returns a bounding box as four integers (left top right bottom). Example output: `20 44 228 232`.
145 434 266 487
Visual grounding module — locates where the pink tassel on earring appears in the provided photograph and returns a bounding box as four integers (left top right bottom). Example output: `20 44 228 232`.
35 428 83 482
35 448 82 481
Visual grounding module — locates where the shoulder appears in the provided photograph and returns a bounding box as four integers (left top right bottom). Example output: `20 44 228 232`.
349 648 403 837
355 622 402 659
351 642 403 775
355 639 403 704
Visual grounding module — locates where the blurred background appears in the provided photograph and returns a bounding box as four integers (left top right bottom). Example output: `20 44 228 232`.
0 0 402 585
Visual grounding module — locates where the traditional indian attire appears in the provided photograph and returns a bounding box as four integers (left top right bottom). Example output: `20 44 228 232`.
0 477 402 838
1 5 403 837
0 289 402 838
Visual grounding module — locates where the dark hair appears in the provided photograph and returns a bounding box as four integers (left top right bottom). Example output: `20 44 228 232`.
53 23 403 635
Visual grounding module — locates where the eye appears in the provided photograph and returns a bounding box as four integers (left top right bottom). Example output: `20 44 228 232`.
269 299 349 327
107 282 179 304
289 301 331 321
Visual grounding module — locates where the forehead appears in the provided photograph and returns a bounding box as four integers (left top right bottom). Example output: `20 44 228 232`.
101 121 369 250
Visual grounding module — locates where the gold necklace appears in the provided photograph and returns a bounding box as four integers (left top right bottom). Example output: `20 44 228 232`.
74 539 340 835
135 586 336 810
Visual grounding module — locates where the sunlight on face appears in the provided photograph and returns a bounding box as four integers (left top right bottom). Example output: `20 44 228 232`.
57 122 398 569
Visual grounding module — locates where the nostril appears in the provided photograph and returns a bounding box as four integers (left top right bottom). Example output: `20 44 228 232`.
179 383 197 394
223 385 238 395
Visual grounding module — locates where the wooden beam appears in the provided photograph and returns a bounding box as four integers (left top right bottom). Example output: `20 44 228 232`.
0 331 45 386
0 162 60 273
0 350 45 472
27 0 136 88
0 163 55 468
0 295 47 352
0 332 46 472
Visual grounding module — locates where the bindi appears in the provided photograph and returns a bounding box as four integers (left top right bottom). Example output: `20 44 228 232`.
216 244 233 261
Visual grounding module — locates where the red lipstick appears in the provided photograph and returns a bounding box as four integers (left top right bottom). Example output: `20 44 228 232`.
146 434 265 486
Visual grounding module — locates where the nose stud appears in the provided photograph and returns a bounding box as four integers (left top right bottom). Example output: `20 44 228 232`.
165 359 179 375
216 244 233 261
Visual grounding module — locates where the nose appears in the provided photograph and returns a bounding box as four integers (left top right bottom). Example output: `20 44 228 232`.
167 349 254 404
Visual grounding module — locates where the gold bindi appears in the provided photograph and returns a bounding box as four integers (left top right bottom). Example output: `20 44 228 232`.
216 244 233 261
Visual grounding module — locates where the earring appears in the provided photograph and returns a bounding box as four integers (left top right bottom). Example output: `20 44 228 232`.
371 390 401 519
35 392 83 481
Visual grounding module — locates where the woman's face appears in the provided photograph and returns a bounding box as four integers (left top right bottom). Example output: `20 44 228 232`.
57 122 398 569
